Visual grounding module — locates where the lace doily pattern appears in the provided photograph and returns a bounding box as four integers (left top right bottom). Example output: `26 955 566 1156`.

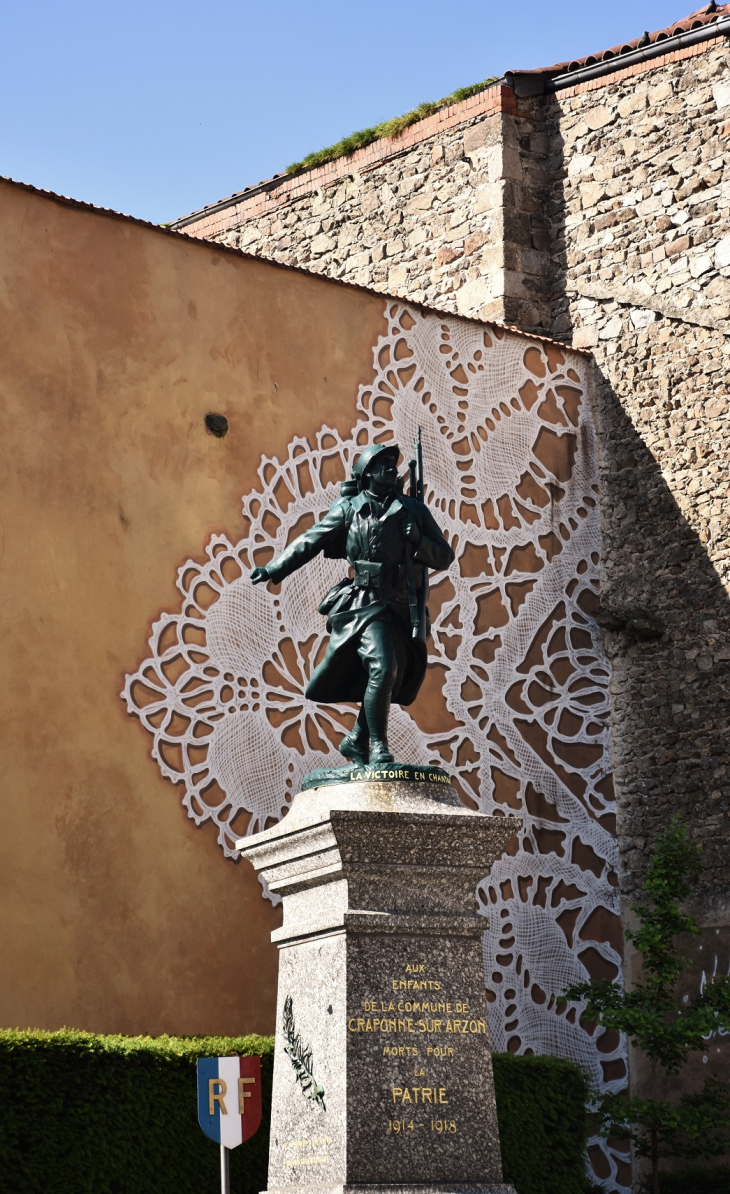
122 302 626 1188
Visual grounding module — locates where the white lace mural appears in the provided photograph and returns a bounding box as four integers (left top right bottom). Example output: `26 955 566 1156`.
122 302 628 1191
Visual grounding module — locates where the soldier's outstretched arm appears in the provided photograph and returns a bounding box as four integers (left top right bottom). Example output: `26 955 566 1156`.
250 499 348 586
412 506 455 572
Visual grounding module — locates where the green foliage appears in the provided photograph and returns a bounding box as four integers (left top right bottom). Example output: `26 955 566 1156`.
0 1028 274 1194
565 818 729 1073
599 1078 730 1165
626 812 700 989
0 1030 590 1194
561 817 730 1190
493 1052 590 1194
286 78 498 174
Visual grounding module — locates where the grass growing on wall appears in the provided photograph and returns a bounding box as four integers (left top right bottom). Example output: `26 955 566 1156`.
0 1028 590 1194
286 77 499 174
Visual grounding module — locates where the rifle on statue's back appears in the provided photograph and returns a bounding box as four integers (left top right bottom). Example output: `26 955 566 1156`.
407 428 429 642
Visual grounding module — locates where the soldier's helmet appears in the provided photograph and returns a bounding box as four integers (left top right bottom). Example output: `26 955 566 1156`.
351 443 400 481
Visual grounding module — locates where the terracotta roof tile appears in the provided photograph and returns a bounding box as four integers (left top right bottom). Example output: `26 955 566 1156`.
510 1 730 79
174 3 730 224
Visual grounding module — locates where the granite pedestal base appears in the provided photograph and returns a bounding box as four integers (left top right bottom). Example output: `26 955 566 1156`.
238 779 520 1194
265 1185 513 1194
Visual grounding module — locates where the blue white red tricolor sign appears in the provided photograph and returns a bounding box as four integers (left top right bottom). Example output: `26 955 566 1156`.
197 1056 262 1147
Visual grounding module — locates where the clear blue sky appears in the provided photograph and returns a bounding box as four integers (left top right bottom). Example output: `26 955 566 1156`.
1 1 695 224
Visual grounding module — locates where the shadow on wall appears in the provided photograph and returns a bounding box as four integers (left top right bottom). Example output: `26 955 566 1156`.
589 357 730 908
594 359 730 1112
544 119 730 903
538 104 730 1184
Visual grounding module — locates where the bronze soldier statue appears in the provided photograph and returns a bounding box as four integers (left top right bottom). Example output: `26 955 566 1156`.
251 442 454 766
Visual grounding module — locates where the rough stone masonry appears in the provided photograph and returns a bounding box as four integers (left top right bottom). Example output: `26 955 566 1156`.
174 15 730 926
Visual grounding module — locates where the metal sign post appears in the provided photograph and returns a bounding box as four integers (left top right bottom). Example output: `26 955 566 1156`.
197 1055 262 1194
220 1142 230 1194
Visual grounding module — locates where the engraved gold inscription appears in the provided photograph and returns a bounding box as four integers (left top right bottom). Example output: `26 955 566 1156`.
283 1156 331 1168
357 965 482 1139
281 1136 333 1168
392 1087 448 1104
431 1119 458 1134
388 1119 458 1134
364 1000 469 1014
389 1119 418 1132
282 1137 333 1150
348 769 451 784
348 1017 485 1035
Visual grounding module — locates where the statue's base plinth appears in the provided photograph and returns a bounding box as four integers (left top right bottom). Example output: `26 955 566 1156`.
238 782 520 1194
301 762 452 791
265 1184 516 1194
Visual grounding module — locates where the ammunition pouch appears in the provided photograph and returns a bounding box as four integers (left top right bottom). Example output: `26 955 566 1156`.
353 560 385 588
318 578 351 616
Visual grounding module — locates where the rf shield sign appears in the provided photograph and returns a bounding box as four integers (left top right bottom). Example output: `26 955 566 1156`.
197 1055 262 1147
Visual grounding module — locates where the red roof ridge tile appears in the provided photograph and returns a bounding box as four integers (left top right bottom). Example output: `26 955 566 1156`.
509 1 730 77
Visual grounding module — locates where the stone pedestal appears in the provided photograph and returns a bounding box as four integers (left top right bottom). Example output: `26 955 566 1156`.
238 779 520 1194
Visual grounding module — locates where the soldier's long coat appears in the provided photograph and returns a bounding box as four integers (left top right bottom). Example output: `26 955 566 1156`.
265 489 454 706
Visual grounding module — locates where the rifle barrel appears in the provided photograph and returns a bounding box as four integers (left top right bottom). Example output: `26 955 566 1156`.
416 427 424 504
412 427 428 640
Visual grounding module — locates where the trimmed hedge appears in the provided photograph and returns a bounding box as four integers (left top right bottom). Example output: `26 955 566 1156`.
658 1163 730 1193
0 1030 589 1194
494 1052 590 1194
0 1029 273 1194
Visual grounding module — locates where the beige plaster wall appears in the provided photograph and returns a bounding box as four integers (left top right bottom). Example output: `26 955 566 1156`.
0 179 387 1034
0 182 618 1154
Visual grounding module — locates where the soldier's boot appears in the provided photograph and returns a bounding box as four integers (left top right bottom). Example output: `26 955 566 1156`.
339 709 370 765
364 689 394 765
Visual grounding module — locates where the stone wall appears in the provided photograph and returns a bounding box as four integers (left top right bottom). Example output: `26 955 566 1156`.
546 38 730 908
178 85 552 333
176 34 730 908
